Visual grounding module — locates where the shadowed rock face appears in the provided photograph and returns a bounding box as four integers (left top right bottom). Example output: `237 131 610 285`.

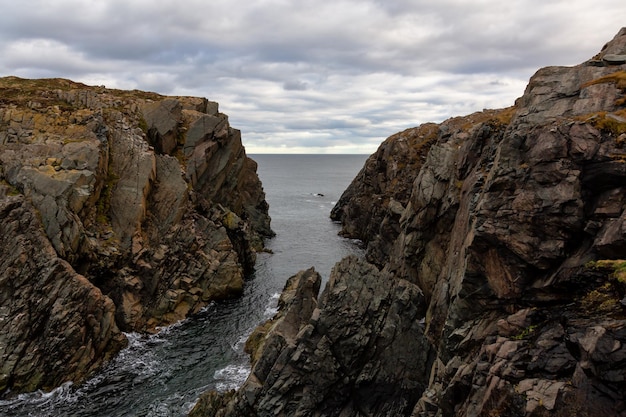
0 77 272 394
0 196 126 393
191 28 626 417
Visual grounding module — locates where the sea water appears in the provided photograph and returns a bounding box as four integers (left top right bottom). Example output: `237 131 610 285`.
0 154 368 417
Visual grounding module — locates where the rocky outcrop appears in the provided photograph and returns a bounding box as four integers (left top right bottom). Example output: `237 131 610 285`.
192 28 626 416
0 195 126 393
330 122 441 267
190 257 434 417
0 77 272 395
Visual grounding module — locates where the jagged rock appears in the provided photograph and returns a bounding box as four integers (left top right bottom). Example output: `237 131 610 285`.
0 194 126 393
191 27 626 417
0 77 272 394
330 122 440 267
190 257 434 417
604 54 626 64
142 98 182 154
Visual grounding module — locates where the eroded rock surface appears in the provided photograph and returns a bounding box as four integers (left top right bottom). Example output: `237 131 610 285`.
192 28 626 416
0 77 272 394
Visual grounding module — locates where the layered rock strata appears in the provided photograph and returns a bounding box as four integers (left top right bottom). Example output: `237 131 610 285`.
193 28 626 416
0 77 272 394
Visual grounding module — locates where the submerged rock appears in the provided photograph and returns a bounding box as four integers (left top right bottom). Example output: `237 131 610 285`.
192 27 626 416
0 77 272 395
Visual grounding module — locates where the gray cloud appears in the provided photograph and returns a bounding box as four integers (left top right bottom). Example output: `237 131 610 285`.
0 0 624 153
283 80 308 91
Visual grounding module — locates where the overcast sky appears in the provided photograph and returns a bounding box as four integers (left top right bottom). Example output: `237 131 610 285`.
0 1 624 153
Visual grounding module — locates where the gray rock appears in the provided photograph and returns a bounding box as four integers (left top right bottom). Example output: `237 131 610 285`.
603 54 626 64
142 98 182 154
191 257 435 417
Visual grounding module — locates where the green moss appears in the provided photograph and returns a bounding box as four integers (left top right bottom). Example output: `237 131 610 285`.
586 259 626 283
138 116 149 134
512 324 538 340
96 169 119 224
0 179 20 196
580 282 619 316
244 319 274 365
222 210 241 230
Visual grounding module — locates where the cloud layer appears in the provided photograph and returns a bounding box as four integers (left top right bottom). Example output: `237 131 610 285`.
1 0 624 153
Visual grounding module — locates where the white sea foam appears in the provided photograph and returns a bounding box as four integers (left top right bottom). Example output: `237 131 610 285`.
213 364 251 392
231 333 248 352
0 381 76 414
264 292 281 317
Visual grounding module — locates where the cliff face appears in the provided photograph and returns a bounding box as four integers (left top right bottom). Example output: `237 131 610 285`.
0 77 272 394
192 28 626 417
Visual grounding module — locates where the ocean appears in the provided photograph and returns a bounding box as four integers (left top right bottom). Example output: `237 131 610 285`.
0 154 369 417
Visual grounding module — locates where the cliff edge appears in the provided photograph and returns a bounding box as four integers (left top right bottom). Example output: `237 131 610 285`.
0 78 272 394
191 28 626 417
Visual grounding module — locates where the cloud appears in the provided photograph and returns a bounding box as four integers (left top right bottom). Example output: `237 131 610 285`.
0 0 624 153
283 80 308 91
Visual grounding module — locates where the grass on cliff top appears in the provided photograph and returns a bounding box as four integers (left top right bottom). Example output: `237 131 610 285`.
0 76 164 107
460 106 516 130
436 106 517 134
581 70 626 107
581 70 626 90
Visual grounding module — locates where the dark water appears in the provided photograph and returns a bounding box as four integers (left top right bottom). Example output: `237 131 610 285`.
0 154 368 417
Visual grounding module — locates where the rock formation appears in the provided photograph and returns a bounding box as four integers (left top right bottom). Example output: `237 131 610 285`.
0 77 272 394
191 28 626 416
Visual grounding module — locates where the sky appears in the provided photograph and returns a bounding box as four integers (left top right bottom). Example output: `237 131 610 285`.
0 1 624 154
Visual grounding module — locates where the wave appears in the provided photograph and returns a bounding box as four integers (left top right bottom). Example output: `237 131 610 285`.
213 364 251 392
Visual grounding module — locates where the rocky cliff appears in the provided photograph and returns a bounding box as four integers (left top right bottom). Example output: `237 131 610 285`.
191 28 626 417
0 77 272 394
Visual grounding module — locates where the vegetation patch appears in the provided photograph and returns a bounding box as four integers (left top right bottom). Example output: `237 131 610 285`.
138 116 149 134
458 106 516 131
0 179 20 196
581 70 626 107
578 260 626 318
581 70 626 90
577 110 626 136
579 282 620 316
244 318 274 366
96 168 119 224
512 324 539 340
586 259 626 283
